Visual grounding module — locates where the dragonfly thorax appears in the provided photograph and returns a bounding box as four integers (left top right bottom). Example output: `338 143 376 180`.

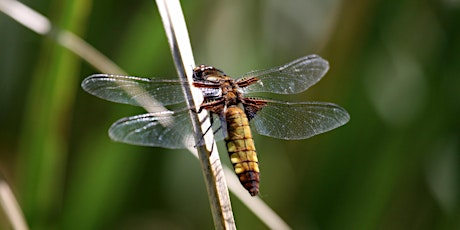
192 65 244 109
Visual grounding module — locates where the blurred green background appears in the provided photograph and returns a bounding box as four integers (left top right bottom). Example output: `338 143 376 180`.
1 0 459 229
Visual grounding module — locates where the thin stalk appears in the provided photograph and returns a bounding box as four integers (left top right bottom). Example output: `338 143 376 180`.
155 0 235 229
0 176 29 230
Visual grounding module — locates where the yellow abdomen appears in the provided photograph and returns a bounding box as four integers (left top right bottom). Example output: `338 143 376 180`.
225 106 260 196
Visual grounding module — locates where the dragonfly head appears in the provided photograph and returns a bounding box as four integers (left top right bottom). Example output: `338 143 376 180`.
193 65 226 83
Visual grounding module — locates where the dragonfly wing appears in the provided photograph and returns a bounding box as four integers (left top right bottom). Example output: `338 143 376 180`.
109 109 196 148
238 55 329 95
251 100 350 140
109 109 226 148
81 74 188 107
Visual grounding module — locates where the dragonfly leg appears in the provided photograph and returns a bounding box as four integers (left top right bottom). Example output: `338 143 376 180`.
194 113 214 148
196 114 220 155
208 141 215 156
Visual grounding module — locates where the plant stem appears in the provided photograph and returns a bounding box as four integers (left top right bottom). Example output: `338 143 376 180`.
155 0 235 229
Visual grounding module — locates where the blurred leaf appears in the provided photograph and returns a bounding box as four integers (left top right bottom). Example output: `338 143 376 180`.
15 0 92 228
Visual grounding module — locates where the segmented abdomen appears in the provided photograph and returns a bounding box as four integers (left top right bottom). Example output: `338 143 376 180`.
224 106 260 196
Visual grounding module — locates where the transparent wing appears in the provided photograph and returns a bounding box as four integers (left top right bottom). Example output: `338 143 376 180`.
251 100 350 140
109 109 225 148
81 74 188 107
238 55 329 95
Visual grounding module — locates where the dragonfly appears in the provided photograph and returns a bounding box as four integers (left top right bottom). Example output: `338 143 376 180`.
81 54 350 196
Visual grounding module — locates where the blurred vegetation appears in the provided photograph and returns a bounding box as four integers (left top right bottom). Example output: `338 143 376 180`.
1 0 459 229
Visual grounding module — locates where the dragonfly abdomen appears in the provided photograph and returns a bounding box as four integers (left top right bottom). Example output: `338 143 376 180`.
224 106 260 196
